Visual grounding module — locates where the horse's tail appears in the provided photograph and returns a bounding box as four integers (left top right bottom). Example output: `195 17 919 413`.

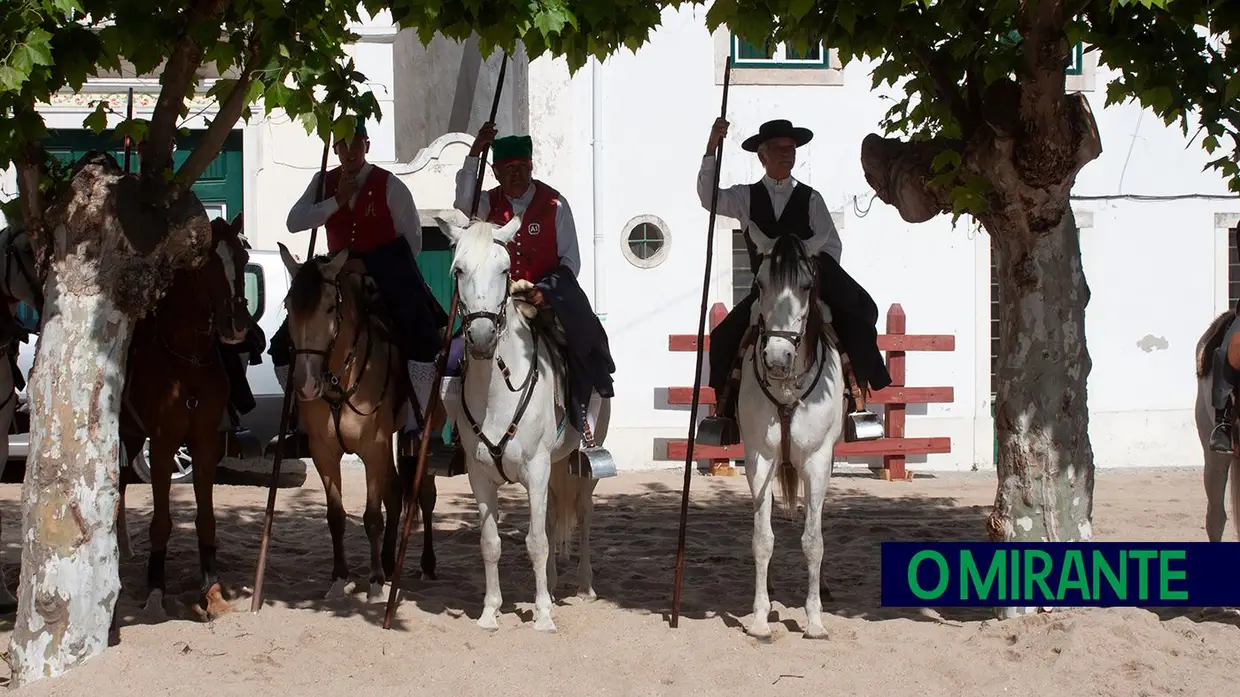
776 463 800 515
548 459 585 558
1231 456 1240 542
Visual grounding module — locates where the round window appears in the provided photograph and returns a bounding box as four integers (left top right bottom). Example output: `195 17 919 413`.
620 215 671 269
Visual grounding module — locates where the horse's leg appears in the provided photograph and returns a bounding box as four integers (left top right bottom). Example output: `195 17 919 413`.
309 434 351 600
744 451 776 639
574 472 598 601
186 428 229 618
418 470 438 581
801 448 833 639
467 463 503 631
524 455 556 632
361 441 393 601
144 437 178 618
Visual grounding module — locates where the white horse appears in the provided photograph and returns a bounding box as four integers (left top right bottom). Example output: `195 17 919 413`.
1193 309 1240 542
433 214 609 633
736 226 846 640
0 225 43 612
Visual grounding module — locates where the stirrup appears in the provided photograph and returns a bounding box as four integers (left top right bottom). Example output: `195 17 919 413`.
842 363 883 443
696 415 740 447
569 412 617 479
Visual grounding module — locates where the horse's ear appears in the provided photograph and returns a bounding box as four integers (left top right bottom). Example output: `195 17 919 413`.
322 248 350 279
433 216 465 246
748 222 775 256
493 215 521 245
278 242 300 276
803 233 830 258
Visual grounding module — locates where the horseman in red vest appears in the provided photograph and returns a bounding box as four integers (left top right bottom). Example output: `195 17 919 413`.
279 120 449 449
443 123 616 448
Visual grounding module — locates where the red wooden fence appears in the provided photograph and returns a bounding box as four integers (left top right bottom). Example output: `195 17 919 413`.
662 302 955 481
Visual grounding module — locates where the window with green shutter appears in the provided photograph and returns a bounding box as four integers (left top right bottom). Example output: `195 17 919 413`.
730 33 830 69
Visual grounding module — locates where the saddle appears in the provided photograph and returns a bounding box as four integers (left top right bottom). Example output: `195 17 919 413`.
715 317 871 422
510 278 572 420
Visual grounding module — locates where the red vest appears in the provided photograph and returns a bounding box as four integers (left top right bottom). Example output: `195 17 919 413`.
486 181 561 283
323 165 397 254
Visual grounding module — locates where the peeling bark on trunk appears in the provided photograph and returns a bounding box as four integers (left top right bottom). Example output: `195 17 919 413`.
986 207 1095 615
6 154 209 688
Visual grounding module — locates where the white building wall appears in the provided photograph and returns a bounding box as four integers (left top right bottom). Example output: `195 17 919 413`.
8 4 1239 472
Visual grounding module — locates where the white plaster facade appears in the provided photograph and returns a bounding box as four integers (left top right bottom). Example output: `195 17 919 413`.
7 4 1239 472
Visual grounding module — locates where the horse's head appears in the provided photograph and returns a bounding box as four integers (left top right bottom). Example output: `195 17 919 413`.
208 217 252 345
434 214 522 361
0 225 43 316
279 242 350 401
750 224 828 380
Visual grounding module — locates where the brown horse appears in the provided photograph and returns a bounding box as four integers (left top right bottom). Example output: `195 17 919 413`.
277 242 438 602
115 216 252 624
1194 308 1240 542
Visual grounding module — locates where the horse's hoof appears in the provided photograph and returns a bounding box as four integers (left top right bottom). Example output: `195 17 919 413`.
746 623 773 641
420 567 438 582
367 581 385 602
576 588 597 602
804 624 829 640
325 578 352 600
533 616 557 633
202 583 232 619
477 611 500 632
143 590 167 619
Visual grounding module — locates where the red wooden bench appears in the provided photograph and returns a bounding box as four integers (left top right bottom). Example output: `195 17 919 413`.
662 302 955 481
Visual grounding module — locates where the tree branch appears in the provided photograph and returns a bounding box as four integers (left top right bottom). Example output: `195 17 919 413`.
1015 0 1077 186
14 144 47 265
176 33 262 186
905 38 977 134
143 0 229 178
860 133 963 223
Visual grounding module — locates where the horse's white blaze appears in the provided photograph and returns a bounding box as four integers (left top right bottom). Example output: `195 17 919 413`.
215 240 236 288
434 215 607 633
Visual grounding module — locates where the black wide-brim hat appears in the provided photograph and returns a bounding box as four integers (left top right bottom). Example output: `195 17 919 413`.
742 119 814 152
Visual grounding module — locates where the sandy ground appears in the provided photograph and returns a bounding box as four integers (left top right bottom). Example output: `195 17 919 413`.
0 462 1237 696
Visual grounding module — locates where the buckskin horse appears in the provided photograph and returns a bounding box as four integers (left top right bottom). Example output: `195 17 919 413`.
0 224 42 612
276 242 438 602
115 216 252 623
734 224 846 640
1194 308 1240 542
433 214 610 633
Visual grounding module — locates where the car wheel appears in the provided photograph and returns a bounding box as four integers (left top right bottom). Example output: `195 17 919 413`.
124 440 194 485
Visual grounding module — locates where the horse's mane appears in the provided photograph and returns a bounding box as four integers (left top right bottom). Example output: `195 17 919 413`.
287 254 331 319
455 219 502 273
765 234 824 360
1197 309 1237 379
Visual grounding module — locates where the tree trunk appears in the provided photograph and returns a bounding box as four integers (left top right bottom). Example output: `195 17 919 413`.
6 153 209 688
986 206 1096 615
5 286 131 687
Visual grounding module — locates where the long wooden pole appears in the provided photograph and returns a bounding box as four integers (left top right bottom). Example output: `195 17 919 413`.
250 120 334 613
382 53 509 629
669 56 731 629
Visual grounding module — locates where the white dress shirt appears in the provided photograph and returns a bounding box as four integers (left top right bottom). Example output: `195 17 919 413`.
454 155 582 277
696 154 842 264
286 163 424 256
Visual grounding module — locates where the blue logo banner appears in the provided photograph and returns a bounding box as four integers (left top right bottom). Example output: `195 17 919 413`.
880 542 1240 607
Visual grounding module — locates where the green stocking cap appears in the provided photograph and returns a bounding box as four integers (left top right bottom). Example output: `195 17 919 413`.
491 134 532 164
334 118 368 144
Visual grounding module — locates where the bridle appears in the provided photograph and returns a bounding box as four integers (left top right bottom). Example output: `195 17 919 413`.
290 267 391 455
747 245 828 471
456 238 543 485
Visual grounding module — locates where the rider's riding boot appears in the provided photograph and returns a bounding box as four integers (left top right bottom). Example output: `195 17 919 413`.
697 385 741 447
1209 406 1234 454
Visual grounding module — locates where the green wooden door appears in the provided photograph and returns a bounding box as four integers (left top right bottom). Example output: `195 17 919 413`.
415 224 460 333
43 128 244 219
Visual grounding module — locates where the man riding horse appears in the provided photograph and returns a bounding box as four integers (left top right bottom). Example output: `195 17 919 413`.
697 118 892 438
446 122 616 447
1207 312 1240 453
280 119 449 454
